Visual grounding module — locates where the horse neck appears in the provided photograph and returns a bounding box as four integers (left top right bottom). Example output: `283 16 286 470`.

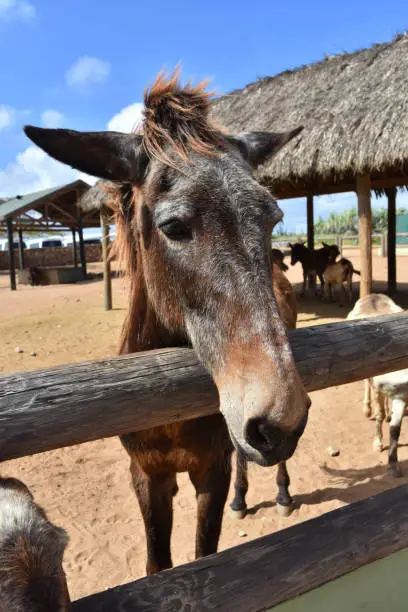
119 265 187 355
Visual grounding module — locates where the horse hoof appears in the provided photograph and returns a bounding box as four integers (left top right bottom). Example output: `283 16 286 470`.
373 439 384 452
363 405 372 418
230 507 247 520
276 503 293 517
388 465 402 478
386 415 391 423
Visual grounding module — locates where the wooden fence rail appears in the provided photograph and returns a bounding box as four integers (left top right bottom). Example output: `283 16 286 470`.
72 483 408 611
1 312 408 462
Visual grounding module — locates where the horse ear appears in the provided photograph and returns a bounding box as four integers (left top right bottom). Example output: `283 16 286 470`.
288 243 293 248
322 241 328 247
24 126 149 184
229 127 303 169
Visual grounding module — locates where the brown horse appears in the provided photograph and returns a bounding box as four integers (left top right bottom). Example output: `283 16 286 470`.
24 71 310 575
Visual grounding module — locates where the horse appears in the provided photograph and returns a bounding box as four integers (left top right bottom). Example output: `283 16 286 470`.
347 294 407 477
289 242 340 296
24 70 310 575
0 476 70 611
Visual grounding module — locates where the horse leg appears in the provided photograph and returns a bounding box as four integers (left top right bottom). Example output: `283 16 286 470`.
388 398 405 477
301 268 307 297
130 461 177 575
230 452 248 519
318 273 325 298
363 378 372 418
190 455 232 559
373 391 385 452
276 461 294 517
385 395 392 422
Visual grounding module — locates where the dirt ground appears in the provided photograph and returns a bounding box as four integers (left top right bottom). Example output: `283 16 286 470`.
1 250 408 601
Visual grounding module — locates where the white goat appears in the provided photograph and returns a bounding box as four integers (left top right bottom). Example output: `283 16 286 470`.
347 294 407 476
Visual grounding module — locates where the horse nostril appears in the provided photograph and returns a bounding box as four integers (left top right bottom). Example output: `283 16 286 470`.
245 417 282 453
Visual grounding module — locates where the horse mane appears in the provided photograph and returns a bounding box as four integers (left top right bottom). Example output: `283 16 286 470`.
141 68 221 167
103 70 226 352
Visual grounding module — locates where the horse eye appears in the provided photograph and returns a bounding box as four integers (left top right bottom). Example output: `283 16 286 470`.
158 219 192 241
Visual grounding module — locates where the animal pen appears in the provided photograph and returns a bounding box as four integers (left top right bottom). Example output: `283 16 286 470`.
1 312 408 610
212 33 408 297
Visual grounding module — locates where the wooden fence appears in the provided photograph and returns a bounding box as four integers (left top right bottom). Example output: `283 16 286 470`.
273 233 408 256
1 312 408 609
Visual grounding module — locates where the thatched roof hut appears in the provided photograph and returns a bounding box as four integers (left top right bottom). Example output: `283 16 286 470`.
211 33 408 199
81 36 408 295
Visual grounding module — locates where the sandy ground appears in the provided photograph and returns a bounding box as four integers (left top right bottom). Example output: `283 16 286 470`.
1 250 408 601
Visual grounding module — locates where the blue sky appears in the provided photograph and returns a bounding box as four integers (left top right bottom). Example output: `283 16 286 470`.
1 0 408 232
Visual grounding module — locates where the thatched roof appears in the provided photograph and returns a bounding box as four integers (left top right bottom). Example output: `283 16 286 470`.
211 33 408 198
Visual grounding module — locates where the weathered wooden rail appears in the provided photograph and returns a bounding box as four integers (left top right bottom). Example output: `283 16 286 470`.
2 312 408 609
0 313 408 461
72 483 408 611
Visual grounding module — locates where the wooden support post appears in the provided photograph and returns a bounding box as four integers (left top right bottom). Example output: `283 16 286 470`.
100 208 112 311
381 231 388 258
356 175 372 298
18 228 25 269
6 218 16 291
387 187 397 294
77 215 87 280
72 229 78 268
307 194 314 250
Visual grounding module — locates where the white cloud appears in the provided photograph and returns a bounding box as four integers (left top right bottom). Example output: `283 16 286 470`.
0 0 35 21
0 105 15 130
0 100 145 198
0 146 97 198
107 102 144 133
66 56 110 87
41 109 65 128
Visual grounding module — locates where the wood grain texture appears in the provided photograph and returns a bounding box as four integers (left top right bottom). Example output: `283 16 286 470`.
1 313 408 461
307 194 314 250
357 174 372 298
100 209 112 311
387 187 397 294
72 483 408 611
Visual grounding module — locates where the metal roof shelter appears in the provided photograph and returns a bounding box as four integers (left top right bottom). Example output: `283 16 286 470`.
0 180 98 232
0 180 113 307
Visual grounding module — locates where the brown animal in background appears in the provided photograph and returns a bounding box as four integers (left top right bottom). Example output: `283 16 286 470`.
231 263 299 518
24 70 310 575
289 242 340 296
323 257 360 304
0 476 70 611
347 294 407 477
271 248 288 272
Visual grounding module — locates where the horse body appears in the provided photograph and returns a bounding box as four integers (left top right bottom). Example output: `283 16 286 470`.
24 71 309 575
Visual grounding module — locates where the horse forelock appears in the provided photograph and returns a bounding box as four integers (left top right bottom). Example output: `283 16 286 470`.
141 68 223 168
